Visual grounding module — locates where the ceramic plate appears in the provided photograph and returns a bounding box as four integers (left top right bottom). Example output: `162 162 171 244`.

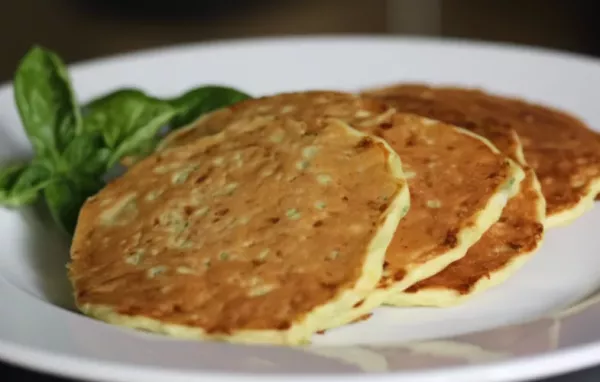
1 36 600 382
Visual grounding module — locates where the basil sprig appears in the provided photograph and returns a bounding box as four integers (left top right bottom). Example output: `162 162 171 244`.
0 45 251 234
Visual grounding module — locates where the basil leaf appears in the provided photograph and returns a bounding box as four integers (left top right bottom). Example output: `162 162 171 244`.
119 137 160 167
62 133 111 176
0 161 53 207
0 163 30 190
44 176 104 234
83 86 250 166
83 89 177 166
13 46 82 162
169 86 251 128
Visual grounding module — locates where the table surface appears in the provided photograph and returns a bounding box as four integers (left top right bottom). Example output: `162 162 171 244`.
1 359 599 382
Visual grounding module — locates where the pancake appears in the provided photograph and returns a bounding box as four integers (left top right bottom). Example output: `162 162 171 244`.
363 85 545 305
69 116 410 345
157 90 392 153
352 113 524 307
157 90 523 312
365 83 600 228
397 140 544 306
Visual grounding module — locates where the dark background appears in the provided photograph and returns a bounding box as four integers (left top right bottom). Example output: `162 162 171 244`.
2 0 600 381
1 0 599 82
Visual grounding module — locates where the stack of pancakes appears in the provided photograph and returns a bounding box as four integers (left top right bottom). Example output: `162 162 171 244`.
68 86 600 345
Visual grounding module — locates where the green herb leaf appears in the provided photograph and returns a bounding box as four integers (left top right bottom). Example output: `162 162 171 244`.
83 89 177 166
44 176 104 234
168 86 251 128
62 133 112 176
0 161 53 207
9 46 253 235
13 46 82 163
82 86 251 165
119 137 161 167
0 163 30 190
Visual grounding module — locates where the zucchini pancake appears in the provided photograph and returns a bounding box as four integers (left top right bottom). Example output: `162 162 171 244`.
353 113 524 307
365 83 600 228
70 116 410 345
363 84 545 306
156 91 523 313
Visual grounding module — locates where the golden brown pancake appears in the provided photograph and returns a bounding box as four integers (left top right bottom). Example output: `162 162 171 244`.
70 116 410 345
158 90 523 311
353 113 524 307
363 85 545 305
365 83 600 227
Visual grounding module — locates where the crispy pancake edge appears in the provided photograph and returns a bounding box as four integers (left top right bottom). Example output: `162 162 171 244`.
72 120 411 345
383 127 525 307
546 176 600 227
333 125 525 317
358 90 547 305
392 166 545 307
391 131 546 306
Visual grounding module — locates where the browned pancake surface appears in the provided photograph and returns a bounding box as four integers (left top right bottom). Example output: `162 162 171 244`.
160 90 517 300
356 113 514 292
406 170 543 295
364 85 544 298
366 84 600 224
70 117 405 336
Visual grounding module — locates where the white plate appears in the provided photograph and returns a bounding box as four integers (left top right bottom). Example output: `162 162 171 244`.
1 36 600 382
